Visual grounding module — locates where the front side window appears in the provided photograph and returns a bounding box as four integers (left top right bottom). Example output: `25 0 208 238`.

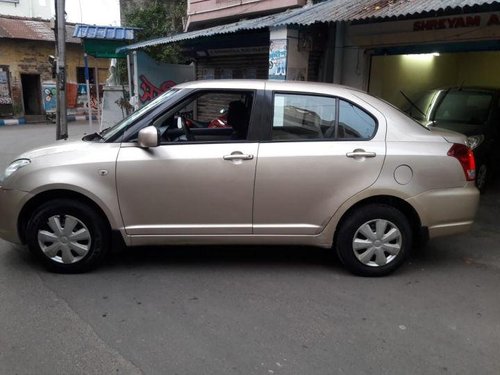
271 93 376 141
154 90 254 143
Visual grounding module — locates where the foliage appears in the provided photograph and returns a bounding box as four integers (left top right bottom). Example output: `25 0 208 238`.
124 0 187 64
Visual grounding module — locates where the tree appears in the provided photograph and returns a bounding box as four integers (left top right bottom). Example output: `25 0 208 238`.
123 0 186 64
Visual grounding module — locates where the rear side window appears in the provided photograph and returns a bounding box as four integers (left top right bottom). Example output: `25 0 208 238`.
271 93 376 141
338 100 377 139
434 91 493 125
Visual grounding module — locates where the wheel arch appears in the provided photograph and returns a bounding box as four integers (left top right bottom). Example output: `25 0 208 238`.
333 195 426 248
18 189 113 244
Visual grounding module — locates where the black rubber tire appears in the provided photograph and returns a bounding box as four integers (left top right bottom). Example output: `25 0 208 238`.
475 164 488 194
26 199 109 273
335 204 412 277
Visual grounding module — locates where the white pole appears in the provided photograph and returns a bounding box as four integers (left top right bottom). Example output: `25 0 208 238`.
94 62 100 128
133 50 139 110
127 53 132 107
84 53 92 131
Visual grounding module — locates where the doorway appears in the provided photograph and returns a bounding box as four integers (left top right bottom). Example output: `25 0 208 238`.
21 74 42 115
368 51 500 109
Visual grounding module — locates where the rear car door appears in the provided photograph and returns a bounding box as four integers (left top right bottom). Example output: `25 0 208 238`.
253 84 387 235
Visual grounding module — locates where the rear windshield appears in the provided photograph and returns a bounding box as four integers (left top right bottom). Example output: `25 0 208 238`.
434 91 492 125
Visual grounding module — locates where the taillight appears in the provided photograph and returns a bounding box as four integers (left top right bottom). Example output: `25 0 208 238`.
447 143 476 181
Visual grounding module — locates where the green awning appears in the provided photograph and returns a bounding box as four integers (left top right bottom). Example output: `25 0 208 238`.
83 40 129 58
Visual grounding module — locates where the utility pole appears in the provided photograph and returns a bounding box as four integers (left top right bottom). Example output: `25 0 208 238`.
54 0 67 140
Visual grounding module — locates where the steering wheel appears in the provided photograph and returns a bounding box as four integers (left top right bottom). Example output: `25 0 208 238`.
178 116 194 141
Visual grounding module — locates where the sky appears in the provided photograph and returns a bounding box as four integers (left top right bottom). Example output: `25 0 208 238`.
65 0 121 26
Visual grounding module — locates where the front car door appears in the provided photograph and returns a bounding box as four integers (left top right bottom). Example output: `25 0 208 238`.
253 83 387 235
115 85 264 237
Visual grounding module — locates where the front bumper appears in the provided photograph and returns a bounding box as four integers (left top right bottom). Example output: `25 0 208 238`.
407 183 480 239
0 187 32 244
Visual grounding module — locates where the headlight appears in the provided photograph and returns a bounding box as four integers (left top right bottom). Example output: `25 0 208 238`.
3 159 31 181
466 135 484 150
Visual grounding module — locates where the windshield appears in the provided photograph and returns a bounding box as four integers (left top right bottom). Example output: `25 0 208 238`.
434 91 492 125
99 89 180 142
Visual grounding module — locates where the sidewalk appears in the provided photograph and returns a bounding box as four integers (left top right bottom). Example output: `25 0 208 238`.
0 114 97 126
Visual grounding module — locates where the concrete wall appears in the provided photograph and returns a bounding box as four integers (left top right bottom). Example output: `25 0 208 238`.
0 0 53 19
0 39 110 115
187 0 306 30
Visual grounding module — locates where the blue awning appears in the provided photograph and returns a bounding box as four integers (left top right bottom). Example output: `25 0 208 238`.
73 24 139 40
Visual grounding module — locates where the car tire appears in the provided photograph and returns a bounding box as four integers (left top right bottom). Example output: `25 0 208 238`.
475 164 488 193
26 199 109 273
336 204 412 277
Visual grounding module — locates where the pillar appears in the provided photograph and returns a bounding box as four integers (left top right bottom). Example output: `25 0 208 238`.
269 26 309 81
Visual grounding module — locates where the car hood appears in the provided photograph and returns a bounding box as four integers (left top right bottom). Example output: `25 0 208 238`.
16 140 91 160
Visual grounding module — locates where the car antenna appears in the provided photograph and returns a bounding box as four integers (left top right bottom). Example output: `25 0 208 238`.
400 90 426 118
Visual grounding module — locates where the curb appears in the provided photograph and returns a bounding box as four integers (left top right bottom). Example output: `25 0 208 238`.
0 118 26 126
67 115 98 122
0 115 98 126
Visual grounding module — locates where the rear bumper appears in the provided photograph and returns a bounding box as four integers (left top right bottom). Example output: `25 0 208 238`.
407 183 479 239
0 187 31 244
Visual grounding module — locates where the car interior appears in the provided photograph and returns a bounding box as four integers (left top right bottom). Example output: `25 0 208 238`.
154 90 254 143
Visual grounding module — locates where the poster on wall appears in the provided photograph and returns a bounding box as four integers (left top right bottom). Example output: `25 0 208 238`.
269 39 287 80
0 69 12 105
42 83 56 113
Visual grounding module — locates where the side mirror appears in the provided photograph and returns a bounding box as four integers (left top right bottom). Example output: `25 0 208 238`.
138 126 160 148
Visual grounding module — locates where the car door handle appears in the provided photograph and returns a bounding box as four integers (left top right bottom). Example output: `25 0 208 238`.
346 149 377 158
223 154 254 161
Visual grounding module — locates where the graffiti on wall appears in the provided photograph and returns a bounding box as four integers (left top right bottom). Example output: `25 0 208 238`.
136 51 195 106
139 75 176 104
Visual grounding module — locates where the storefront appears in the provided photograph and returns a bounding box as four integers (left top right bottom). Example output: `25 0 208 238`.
342 10 500 107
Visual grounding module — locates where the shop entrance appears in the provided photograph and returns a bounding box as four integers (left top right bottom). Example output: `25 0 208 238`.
368 51 500 109
21 74 42 115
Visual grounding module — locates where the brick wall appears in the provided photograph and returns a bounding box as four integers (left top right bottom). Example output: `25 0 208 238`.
0 39 110 115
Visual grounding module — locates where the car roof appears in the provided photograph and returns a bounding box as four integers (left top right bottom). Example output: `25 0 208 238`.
174 79 369 95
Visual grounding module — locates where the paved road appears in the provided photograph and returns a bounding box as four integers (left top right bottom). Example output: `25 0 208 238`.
0 123 499 374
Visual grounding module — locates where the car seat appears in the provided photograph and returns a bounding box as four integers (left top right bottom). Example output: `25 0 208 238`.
227 101 249 140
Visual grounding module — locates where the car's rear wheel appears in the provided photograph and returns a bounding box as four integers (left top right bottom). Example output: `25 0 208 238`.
336 204 412 276
26 199 109 273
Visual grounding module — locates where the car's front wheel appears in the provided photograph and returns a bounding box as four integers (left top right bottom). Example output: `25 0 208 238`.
336 204 412 276
26 199 109 273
